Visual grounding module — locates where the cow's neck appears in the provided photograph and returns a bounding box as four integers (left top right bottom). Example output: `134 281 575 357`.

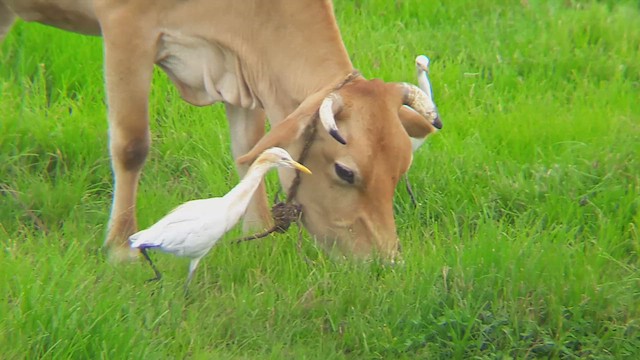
256 60 354 125
154 0 353 123
248 3 354 122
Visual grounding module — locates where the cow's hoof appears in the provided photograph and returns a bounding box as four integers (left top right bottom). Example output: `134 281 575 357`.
107 246 140 263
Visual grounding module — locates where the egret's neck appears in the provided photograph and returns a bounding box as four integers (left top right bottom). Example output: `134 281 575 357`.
417 72 433 100
223 162 274 223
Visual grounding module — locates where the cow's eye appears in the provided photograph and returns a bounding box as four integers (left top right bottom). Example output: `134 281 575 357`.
334 163 355 184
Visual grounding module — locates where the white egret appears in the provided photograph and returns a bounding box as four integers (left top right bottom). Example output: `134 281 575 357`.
405 55 439 205
410 54 437 152
129 147 312 291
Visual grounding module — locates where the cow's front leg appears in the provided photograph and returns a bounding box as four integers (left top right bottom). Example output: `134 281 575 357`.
225 103 273 231
99 12 156 262
0 1 16 43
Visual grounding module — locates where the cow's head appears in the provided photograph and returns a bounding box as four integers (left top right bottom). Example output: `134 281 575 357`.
238 64 441 260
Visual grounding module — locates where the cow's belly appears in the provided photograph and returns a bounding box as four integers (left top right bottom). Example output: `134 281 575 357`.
155 31 259 109
5 0 100 35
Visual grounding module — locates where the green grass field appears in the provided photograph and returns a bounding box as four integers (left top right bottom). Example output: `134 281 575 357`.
1 0 639 358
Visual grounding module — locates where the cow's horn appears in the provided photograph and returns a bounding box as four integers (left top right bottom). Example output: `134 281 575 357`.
400 83 442 130
319 93 347 145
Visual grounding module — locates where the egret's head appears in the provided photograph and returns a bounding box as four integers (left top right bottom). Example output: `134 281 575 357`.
415 55 430 73
257 147 312 174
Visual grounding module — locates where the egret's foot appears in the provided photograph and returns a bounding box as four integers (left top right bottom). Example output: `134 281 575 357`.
139 248 163 282
145 274 162 283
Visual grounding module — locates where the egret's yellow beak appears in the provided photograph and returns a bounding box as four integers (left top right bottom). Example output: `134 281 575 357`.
289 161 312 174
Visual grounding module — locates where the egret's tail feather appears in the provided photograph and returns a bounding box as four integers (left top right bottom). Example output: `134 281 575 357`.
134 243 163 250
129 230 162 250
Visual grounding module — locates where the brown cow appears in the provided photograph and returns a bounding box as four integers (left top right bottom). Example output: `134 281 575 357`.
0 0 441 261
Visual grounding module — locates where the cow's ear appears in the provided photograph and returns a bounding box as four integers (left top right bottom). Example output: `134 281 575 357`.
398 105 437 140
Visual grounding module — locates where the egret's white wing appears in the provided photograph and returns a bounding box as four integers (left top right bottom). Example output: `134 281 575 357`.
130 198 228 257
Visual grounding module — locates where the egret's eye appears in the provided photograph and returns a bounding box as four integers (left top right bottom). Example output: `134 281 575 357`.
335 163 355 184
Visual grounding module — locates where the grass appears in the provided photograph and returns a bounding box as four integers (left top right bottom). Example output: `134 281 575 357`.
1 0 639 358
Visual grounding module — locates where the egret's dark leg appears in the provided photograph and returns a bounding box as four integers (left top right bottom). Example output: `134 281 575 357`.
140 248 162 282
404 174 418 207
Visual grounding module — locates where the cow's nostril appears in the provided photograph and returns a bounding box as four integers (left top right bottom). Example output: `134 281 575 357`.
433 116 443 130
